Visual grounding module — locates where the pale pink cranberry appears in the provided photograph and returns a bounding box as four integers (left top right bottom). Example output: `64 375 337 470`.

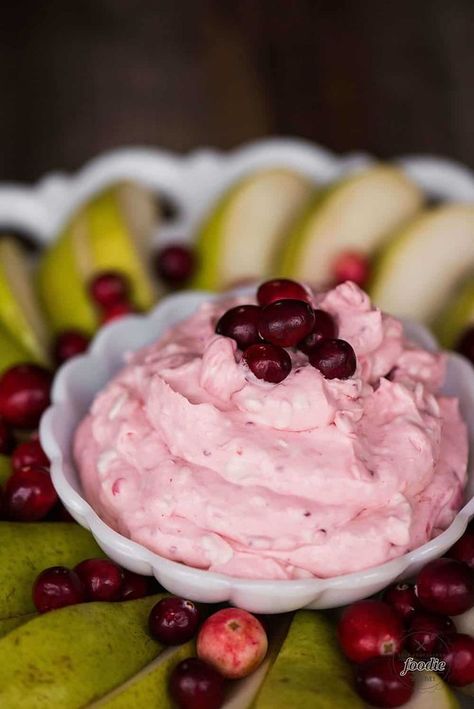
197 607 268 679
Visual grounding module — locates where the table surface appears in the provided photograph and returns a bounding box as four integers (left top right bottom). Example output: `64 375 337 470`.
0 0 473 182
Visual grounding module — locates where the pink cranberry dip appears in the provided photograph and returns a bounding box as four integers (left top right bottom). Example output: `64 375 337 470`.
74 282 468 580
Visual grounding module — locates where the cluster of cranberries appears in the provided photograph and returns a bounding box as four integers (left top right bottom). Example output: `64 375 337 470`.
33 559 156 613
337 524 474 707
215 278 357 383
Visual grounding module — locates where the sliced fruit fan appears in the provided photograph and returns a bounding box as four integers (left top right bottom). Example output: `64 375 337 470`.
0 138 474 708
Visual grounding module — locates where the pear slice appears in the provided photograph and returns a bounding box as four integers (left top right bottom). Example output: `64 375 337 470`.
251 610 364 708
433 279 474 348
192 169 314 290
0 321 34 374
278 165 422 284
0 522 104 619
0 594 167 708
0 238 50 364
91 641 194 708
369 204 474 322
37 182 159 334
403 671 458 708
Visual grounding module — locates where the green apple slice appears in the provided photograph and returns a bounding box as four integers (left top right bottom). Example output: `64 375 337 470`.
0 238 50 364
432 279 474 348
278 165 422 283
369 204 474 322
192 169 314 290
37 182 159 334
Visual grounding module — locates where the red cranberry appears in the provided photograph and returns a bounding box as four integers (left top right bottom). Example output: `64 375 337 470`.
0 418 15 455
298 309 337 354
169 657 225 709
355 656 414 708
257 278 310 306
155 244 196 287
12 438 49 473
33 566 85 613
215 305 262 349
258 299 315 347
309 338 357 379
439 633 474 686
406 611 456 655
149 596 200 645
415 558 474 615
382 583 419 621
448 521 474 570
89 271 130 308
332 251 370 288
119 569 154 600
0 364 52 429
101 301 136 324
4 465 57 521
243 343 292 384
456 327 474 364
337 600 404 663
74 558 124 602
53 330 90 365
48 501 75 522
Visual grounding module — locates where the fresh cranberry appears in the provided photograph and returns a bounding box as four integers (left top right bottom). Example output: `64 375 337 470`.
215 305 262 349
33 566 85 613
439 633 474 686
337 600 404 663
406 611 456 655
382 583 419 621
0 364 52 429
415 557 474 615
243 343 292 383
169 657 225 709
0 418 15 455
309 338 357 379
448 521 474 570
4 465 57 521
257 279 310 306
119 569 154 600
48 501 75 522
12 438 49 473
89 271 130 308
155 244 196 287
258 299 315 347
101 301 136 324
456 327 474 364
298 309 337 354
149 596 200 645
332 251 370 288
53 330 90 365
74 558 124 602
355 656 414 708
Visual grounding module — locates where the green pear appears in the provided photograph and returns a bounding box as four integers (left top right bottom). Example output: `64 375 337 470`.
0 613 35 640
37 182 159 334
192 169 314 290
278 165 422 283
0 522 103 619
369 204 474 322
432 279 474 349
251 610 364 708
403 671 458 708
0 238 50 364
0 594 167 708
93 641 194 708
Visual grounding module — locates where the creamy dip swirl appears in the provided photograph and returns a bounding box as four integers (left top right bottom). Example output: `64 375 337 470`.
74 282 468 579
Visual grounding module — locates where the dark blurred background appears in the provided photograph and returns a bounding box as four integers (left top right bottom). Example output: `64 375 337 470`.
1 0 473 182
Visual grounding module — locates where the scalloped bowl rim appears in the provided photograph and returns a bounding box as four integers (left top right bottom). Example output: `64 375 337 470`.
40 288 474 613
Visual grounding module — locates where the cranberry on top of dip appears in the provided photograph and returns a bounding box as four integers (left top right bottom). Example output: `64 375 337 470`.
74 280 468 580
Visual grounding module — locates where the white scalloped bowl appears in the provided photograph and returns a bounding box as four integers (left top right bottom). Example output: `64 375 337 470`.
40 288 474 614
